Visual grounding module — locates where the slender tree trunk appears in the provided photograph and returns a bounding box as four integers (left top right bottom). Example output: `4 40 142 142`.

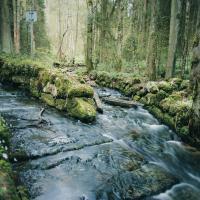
0 0 13 53
116 0 124 72
74 0 79 60
13 0 20 53
181 0 190 78
146 0 158 81
58 0 62 60
86 0 93 71
165 0 181 79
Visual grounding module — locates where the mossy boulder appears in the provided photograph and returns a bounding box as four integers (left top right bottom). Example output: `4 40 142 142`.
54 76 70 98
158 81 173 93
40 93 55 107
143 93 157 106
163 113 175 129
169 100 192 117
136 88 148 97
180 80 190 90
43 82 58 97
55 99 67 111
156 90 169 102
147 106 164 120
160 97 176 112
67 83 94 98
170 78 182 89
133 95 141 101
67 98 96 122
30 79 41 98
12 76 30 86
145 82 159 94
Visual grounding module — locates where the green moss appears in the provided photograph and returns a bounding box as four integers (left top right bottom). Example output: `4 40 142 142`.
169 100 192 116
40 93 55 107
0 171 20 200
0 117 10 146
12 76 30 86
143 93 157 105
163 113 175 129
43 82 58 97
147 106 164 120
136 88 148 97
160 97 175 112
16 186 29 200
67 98 96 122
133 95 141 101
54 76 70 98
145 82 159 94
55 99 67 111
30 79 41 98
158 81 173 92
180 80 189 90
170 78 182 88
0 160 12 174
67 83 94 98
156 90 168 102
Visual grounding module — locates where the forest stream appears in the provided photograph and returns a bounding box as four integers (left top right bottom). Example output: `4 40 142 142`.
0 85 200 200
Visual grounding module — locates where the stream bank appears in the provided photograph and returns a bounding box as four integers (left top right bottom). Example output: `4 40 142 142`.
0 115 28 200
89 70 195 147
0 54 97 122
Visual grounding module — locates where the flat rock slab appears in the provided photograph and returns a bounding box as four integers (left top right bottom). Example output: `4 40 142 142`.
102 96 142 108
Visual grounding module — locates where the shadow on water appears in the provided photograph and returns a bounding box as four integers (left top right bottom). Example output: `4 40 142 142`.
0 85 199 200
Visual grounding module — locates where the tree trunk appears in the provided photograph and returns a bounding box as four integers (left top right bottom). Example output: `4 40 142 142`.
99 0 107 63
74 0 79 60
0 0 13 53
116 0 124 72
165 0 181 79
189 34 200 147
180 0 190 78
146 0 158 81
13 0 20 53
86 0 93 72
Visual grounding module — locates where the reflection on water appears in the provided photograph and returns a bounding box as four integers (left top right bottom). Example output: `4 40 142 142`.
0 86 199 200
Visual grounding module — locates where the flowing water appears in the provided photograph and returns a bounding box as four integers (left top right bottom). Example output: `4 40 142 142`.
0 85 200 200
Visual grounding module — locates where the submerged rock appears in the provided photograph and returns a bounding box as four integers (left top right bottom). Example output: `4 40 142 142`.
97 164 178 200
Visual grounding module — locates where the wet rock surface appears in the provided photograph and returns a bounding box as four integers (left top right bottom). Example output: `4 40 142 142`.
0 86 199 200
90 71 193 144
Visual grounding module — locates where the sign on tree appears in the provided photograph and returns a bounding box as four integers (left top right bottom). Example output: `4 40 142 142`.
26 11 37 22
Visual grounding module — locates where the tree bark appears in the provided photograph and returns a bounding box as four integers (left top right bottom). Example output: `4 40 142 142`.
13 0 20 53
181 0 190 78
165 0 181 79
86 0 94 72
189 34 200 147
116 0 124 72
146 0 158 81
0 0 13 53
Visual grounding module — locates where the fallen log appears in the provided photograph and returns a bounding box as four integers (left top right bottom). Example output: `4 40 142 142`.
102 96 142 108
93 91 103 113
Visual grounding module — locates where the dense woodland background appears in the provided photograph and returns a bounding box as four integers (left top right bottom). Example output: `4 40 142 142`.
0 0 199 80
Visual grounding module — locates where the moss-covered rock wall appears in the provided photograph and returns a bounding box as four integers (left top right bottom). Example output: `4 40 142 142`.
90 70 193 144
0 54 96 122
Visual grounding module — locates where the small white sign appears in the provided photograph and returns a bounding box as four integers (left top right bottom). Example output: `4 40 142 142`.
26 11 37 22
